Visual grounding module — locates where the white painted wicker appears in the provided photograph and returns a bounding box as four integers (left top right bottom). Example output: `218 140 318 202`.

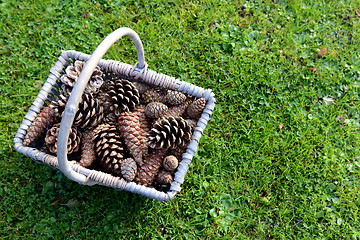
13 27 215 201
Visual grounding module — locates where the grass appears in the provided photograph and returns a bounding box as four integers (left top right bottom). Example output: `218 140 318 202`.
1 0 360 238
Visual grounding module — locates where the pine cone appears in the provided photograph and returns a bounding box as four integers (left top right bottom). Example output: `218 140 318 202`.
186 98 206 119
48 94 68 118
45 123 81 154
155 170 173 185
60 60 103 95
163 155 179 171
102 79 140 118
147 117 192 150
93 124 125 176
74 92 103 129
79 130 96 168
23 106 60 146
133 81 151 94
121 158 137 182
144 102 168 119
142 88 167 104
118 112 148 165
165 90 187 106
135 149 167 186
134 105 152 138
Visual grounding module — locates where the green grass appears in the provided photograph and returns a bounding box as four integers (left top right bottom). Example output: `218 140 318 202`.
1 0 360 238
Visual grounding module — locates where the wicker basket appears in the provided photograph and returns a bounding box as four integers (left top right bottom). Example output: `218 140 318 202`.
13 27 215 201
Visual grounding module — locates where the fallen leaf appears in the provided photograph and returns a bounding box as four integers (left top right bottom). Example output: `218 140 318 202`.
316 47 328 57
248 122 251 129
278 124 285 130
62 199 80 207
322 96 334 105
356 10 360 18
51 199 62 206
279 49 284 54
308 67 318 72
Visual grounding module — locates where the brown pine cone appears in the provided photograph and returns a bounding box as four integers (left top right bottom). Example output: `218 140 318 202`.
118 112 148 165
163 155 179 171
144 102 168 119
60 60 103 95
135 149 167 186
165 90 187 106
142 88 167 104
73 92 103 129
134 105 152 138
23 106 60 146
79 130 96 168
155 170 173 185
45 123 81 154
102 79 140 118
132 81 151 94
147 117 192 150
121 158 137 182
186 98 206 119
93 124 125 176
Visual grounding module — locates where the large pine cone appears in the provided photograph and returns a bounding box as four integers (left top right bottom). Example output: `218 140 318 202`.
74 93 103 129
93 124 125 176
45 123 81 154
102 79 140 118
144 102 168 119
60 60 103 95
23 106 60 146
118 112 148 165
135 149 167 186
164 90 187 106
121 158 137 182
134 105 152 139
147 117 192 150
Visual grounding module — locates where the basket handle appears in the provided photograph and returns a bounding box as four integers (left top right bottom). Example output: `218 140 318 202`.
57 27 145 184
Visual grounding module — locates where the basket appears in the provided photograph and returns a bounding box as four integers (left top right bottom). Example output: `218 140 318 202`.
13 27 215 201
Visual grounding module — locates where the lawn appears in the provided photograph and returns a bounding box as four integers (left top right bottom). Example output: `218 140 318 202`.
1 0 360 239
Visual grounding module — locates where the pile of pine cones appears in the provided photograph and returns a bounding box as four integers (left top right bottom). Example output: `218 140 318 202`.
23 60 206 190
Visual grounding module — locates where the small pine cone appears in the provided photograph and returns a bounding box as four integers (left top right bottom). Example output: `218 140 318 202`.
23 106 60 146
142 88 167 104
186 98 206 119
147 117 192 150
169 146 186 160
165 90 187 106
93 124 125 176
118 112 148 165
135 149 167 186
121 158 137 182
163 155 179 171
155 170 173 185
60 60 103 95
74 92 103 129
79 130 96 168
144 102 168 119
102 79 140 117
134 105 152 138
45 123 81 154
133 82 151 94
